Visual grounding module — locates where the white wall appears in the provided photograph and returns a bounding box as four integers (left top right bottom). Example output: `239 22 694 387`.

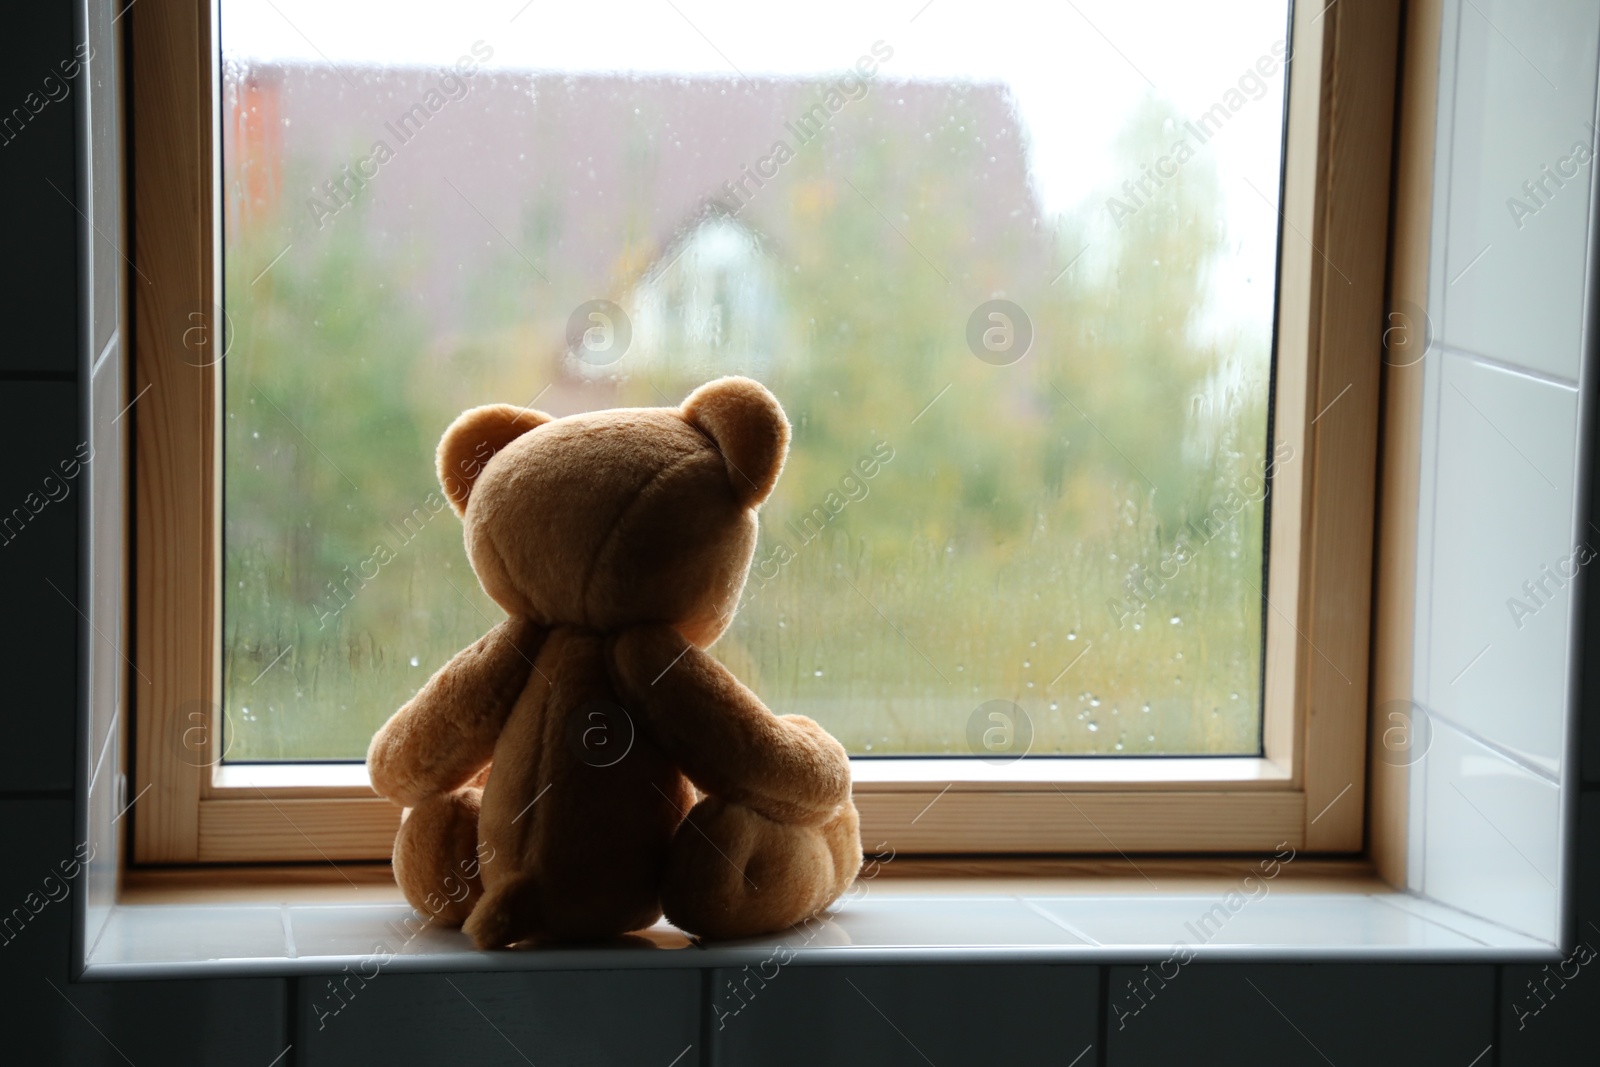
1411 0 1600 944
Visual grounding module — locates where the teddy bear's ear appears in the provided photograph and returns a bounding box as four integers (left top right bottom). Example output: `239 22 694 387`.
681 377 790 508
436 404 551 515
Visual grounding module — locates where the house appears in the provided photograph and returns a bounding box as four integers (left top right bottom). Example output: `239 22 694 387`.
224 62 1049 405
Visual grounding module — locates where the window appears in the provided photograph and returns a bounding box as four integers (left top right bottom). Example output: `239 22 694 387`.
131 0 1402 863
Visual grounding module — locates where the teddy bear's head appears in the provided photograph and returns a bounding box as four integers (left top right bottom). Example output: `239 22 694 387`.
435 377 789 648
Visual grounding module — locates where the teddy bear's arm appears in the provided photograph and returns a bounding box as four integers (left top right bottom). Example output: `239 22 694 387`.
611 625 850 826
367 616 546 808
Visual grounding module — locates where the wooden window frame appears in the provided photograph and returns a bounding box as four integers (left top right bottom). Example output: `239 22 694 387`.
129 0 1414 865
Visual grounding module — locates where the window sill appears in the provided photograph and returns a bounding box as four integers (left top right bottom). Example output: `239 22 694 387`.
208 755 1293 796
81 863 1556 980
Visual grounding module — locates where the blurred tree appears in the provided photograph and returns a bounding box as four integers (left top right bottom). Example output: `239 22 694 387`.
220 86 1270 761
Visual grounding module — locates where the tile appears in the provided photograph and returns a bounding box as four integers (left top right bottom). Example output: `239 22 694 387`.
1030 893 1481 951
0 800 94 1061
1408 334 1445 895
85 0 122 362
1500 791 1600 1065
289 903 474 960
1588 677 1600 789
1375 893 1551 951
301 969 699 1065
712 964 1098 1067
91 905 288 965
1406 688 1429 892
0 4 78 376
55 978 288 1067
801 894 1090 950
1440 0 1600 380
1425 355 1578 769
1422 720 1562 943
86 343 123 799
82 702 119 962
287 902 694 962
0 807 219 1067
692 895 1088 965
0 381 80 791
0 799 77 975
1585 791 1600 922
1584 461 1600 788
1106 964 1494 1066
107 884 1570 975
83 337 125 954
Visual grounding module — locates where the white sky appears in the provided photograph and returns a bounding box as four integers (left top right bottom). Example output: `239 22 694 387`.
223 0 1292 337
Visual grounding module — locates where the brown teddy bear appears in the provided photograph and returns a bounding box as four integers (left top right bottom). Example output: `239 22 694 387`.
367 376 862 947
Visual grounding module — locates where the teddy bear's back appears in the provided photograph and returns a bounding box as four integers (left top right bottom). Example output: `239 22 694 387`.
475 625 694 940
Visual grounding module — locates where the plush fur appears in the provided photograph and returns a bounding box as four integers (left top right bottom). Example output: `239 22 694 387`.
367 377 862 946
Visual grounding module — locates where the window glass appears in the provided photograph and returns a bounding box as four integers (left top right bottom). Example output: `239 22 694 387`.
220 0 1291 760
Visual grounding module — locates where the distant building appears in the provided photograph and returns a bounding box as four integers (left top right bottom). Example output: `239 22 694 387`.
223 63 1048 395
617 213 787 382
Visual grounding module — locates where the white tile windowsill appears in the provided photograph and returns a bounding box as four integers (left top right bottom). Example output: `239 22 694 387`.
80 886 1557 980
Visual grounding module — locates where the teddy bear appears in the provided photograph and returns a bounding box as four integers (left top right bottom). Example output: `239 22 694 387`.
366 376 862 947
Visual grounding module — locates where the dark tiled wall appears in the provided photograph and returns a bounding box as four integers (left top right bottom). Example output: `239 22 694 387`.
0 2 1595 1064
0 9 78 380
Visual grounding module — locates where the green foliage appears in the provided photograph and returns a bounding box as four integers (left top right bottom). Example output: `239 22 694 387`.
222 92 1269 761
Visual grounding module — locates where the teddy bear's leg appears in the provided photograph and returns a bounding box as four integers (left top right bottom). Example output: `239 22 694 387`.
461 872 545 950
659 795 862 940
392 785 487 927
820 801 863 901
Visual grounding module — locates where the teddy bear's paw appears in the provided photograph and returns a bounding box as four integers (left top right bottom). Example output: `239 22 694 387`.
774 714 853 813
661 797 862 941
